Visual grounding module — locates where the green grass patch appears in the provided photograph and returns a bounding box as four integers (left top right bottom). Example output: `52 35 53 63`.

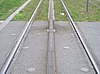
2 0 99 21
54 0 67 21
63 0 100 21
0 0 26 20
35 0 49 21
13 0 40 21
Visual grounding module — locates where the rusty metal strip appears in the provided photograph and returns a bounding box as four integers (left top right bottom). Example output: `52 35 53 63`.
47 0 56 74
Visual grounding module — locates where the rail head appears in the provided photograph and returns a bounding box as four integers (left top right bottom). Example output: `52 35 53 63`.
60 0 100 74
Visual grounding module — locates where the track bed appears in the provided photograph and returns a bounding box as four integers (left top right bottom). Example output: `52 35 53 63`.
5 21 95 74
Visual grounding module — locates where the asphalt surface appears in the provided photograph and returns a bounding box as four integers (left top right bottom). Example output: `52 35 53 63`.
77 22 100 67
4 21 96 74
0 21 26 69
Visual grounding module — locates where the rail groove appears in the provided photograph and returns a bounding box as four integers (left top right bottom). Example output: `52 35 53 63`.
47 0 56 74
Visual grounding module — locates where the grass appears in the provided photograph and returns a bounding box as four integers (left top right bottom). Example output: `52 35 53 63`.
63 0 100 21
0 0 26 20
14 0 66 21
13 0 40 20
90 0 100 5
35 0 67 21
1 0 99 21
14 0 67 21
35 0 100 21
35 0 49 21
54 0 67 21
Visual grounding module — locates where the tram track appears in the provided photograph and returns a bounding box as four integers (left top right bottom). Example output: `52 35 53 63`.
0 0 99 74
0 0 42 73
60 0 100 73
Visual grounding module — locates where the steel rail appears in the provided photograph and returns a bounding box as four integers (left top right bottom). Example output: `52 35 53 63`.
0 0 42 74
47 0 56 73
60 0 100 74
0 0 31 32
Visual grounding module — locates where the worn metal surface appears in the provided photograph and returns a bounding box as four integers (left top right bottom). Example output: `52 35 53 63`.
7 21 48 74
47 0 56 73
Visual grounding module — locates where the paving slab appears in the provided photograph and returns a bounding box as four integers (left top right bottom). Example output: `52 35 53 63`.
0 21 97 74
55 21 95 74
7 21 48 74
77 22 100 65
0 21 26 69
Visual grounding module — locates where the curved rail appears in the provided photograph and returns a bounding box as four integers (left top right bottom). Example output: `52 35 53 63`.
0 0 42 74
60 0 100 74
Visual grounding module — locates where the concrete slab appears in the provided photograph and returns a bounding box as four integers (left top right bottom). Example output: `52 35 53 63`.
0 21 26 69
0 21 4 25
77 22 100 65
55 21 95 74
7 21 48 74
0 21 97 74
